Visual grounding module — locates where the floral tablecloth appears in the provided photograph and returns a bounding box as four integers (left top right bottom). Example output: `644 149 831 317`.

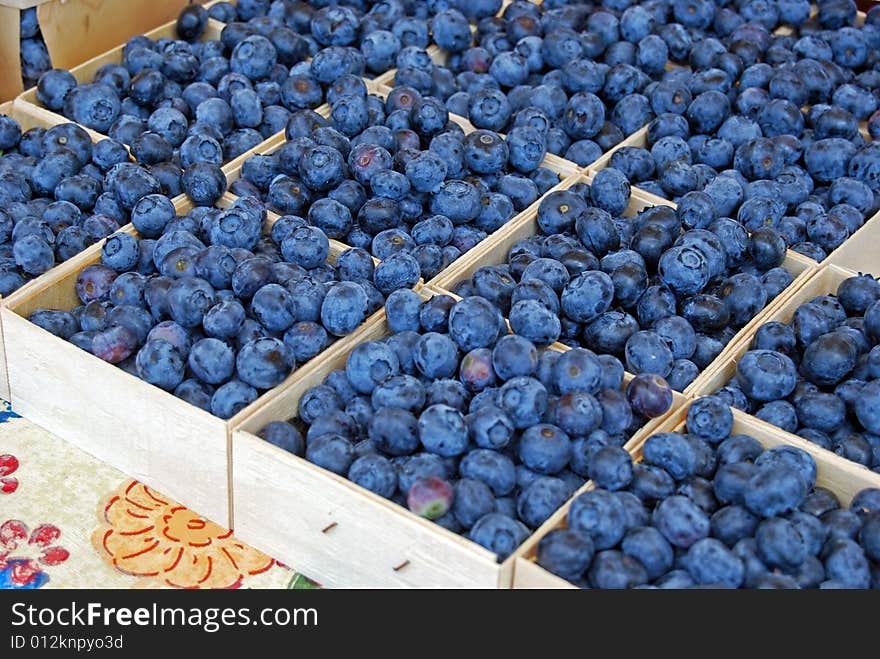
0 401 316 590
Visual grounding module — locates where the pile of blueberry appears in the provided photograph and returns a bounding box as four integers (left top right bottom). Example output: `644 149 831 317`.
25 194 417 419
0 118 170 296
233 82 566 280
596 91 879 262
205 0 451 79
713 273 880 472
450 183 795 392
34 3 367 167
536 397 880 589
20 7 52 89
256 290 675 559
381 4 686 166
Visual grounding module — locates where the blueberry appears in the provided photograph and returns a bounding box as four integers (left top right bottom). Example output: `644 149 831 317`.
173 378 214 413
838 275 880 316
851 489 880 519
591 168 631 216
236 337 294 389
553 391 602 438
418 404 468 457
553 348 603 395
257 421 304 456
685 537 745 588
569 489 627 550
588 446 633 492
37 70 77 111
464 395 515 446
182 162 227 206
735 350 798 402
855 380 880 435
457 348 495 394
348 454 397 499
497 376 548 430
345 341 399 395
537 528 594 581
368 407 419 457
516 476 571 529
518 424 571 476
822 539 871 588
13 235 54 276
211 379 258 419
306 433 354 476
859 514 880 562
28 310 78 339
418 295 455 334
411 332 457 381
320 281 369 337
507 297 561 347
188 338 235 386
469 513 529 560
754 517 807 571
643 432 697 482
132 338 187 391
625 373 674 419
652 495 710 548
66 83 121 133
460 449 516 497
283 322 329 363
588 550 648 589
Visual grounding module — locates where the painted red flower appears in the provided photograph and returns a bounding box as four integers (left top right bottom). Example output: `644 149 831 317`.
0 520 69 588
0 454 18 494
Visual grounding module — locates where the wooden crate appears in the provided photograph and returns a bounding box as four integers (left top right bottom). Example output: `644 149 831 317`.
229 285 688 588
17 15 226 133
511 399 880 588
692 263 861 397
2 0 205 103
428 173 592 292
684 251 818 395
430 174 817 396
0 192 389 527
0 98 143 402
583 127 748 211
220 84 579 287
